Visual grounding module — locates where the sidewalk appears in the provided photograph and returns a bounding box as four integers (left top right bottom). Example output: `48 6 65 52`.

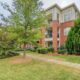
26 54 80 70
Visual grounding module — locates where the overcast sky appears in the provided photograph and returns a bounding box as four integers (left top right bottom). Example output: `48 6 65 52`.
0 0 80 17
42 0 80 9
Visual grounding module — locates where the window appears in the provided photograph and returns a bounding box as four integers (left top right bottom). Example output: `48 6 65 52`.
75 12 79 19
46 41 53 47
57 13 59 21
64 11 72 22
45 28 52 38
64 27 71 36
57 28 60 38
57 41 60 49
47 14 52 24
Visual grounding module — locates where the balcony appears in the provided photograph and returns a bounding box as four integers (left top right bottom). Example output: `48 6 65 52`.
45 28 52 38
45 38 53 42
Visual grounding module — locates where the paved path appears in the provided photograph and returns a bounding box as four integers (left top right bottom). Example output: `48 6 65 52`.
26 54 80 70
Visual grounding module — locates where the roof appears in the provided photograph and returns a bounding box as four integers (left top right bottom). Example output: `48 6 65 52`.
45 3 80 13
45 4 61 11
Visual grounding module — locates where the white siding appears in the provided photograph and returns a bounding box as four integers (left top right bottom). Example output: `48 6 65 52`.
46 5 80 23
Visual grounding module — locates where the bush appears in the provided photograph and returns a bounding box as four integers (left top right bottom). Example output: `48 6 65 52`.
29 48 36 52
58 50 66 54
37 47 48 54
48 47 54 53
26 46 40 52
14 48 24 51
66 18 80 55
0 50 19 59
58 45 66 54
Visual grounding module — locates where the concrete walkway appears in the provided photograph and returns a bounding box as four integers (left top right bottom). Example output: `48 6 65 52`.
26 54 80 70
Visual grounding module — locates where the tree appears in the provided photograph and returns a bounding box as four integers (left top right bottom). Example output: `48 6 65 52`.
0 26 18 57
0 0 45 57
66 18 80 54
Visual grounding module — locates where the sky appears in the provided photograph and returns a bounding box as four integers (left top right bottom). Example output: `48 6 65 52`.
0 0 80 17
42 0 80 10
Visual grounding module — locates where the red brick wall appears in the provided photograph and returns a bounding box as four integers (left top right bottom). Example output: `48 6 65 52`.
60 21 74 46
39 20 74 51
51 20 59 51
39 27 45 47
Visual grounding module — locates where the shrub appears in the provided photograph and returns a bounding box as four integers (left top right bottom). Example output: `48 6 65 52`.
58 45 67 54
8 51 19 56
0 50 19 59
37 47 48 54
14 48 24 51
29 48 36 52
58 50 66 54
28 46 40 52
66 18 80 55
48 47 54 53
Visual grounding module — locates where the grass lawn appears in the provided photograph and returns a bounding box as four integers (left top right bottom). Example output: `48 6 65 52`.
26 51 80 64
0 56 80 80
51 55 80 64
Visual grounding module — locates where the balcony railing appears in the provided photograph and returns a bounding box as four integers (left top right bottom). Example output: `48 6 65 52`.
45 28 52 38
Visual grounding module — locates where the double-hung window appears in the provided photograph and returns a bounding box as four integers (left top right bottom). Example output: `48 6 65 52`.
64 11 72 22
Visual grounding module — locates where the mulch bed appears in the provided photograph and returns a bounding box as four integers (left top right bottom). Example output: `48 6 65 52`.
9 56 32 64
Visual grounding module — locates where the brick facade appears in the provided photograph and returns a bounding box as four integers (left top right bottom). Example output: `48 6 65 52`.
39 3 80 51
39 20 74 51
60 21 74 46
39 27 45 47
51 20 59 51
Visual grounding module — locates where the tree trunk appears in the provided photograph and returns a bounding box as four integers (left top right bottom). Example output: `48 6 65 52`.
23 43 26 58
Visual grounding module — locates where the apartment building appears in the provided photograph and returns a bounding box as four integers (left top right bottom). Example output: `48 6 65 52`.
39 3 80 51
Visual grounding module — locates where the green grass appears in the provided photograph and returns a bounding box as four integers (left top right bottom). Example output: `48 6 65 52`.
0 56 80 80
51 55 80 64
26 51 80 64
